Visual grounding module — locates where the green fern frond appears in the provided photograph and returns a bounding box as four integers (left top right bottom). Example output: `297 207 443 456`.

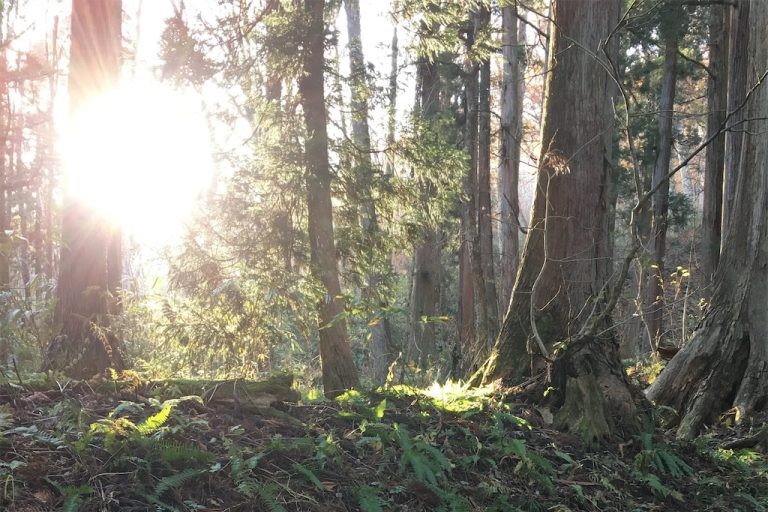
256 483 288 512
291 462 323 491
151 440 214 464
153 468 205 498
356 485 384 512
137 404 173 435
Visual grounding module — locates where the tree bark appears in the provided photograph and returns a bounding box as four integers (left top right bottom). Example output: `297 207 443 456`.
701 3 729 292
499 3 523 311
647 1 768 438
409 27 442 369
475 6 500 355
645 25 679 348
722 0 749 239
45 0 125 377
299 0 359 398
481 0 644 445
0 48 9 292
386 27 398 177
344 0 396 385
460 13 480 374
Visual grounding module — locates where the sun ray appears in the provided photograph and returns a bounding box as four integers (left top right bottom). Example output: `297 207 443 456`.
62 78 214 245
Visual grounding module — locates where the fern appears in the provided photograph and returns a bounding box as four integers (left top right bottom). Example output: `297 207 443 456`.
153 468 205 499
291 462 323 491
394 424 451 486
356 485 384 512
148 440 214 465
45 479 92 512
137 404 172 435
256 483 288 512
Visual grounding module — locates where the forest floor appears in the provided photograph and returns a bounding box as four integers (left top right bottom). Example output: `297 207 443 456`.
0 370 766 512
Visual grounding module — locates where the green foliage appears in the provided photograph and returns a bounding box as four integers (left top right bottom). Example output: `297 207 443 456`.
394 423 452 486
632 433 692 500
356 485 385 512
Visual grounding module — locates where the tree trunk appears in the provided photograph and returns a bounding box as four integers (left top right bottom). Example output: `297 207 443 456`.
460 13 481 374
701 4 729 291
299 0 359 398
647 1 768 438
386 27 398 177
344 0 396 385
499 3 523 311
722 0 749 239
481 0 644 445
409 33 442 369
45 0 125 378
645 26 679 348
0 48 8 292
475 6 500 355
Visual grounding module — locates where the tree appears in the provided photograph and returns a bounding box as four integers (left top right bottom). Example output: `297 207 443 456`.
481 0 647 444
409 19 443 369
645 6 682 349
646 0 768 439
299 0 359 398
499 1 523 310
474 5 500 358
722 0 749 237
343 0 396 384
45 0 124 377
700 2 728 288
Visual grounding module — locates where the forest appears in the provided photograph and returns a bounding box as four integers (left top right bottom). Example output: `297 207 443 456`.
0 0 766 510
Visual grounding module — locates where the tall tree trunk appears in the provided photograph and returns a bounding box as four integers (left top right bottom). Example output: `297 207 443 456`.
647 0 768 438
701 4 729 292
460 12 481 373
0 48 8 292
409 22 443 369
481 0 644 445
499 3 523 311
299 0 359 398
645 26 679 348
722 0 749 239
475 6 500 355
45 0 125 377
344 0 396 385
386 27 398 177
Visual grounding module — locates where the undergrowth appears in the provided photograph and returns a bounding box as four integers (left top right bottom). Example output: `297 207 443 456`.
0 377 765 511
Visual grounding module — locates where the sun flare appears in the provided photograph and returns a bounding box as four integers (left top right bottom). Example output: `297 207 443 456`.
62 79 214 245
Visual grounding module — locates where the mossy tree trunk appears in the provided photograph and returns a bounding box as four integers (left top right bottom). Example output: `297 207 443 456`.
481 0 647 445
647 1 768 438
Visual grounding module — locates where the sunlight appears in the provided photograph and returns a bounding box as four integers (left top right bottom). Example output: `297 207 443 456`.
62 79 214 245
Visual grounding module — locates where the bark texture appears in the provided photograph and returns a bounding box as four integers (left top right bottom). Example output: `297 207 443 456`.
486 0 618 380
499 4 523 310
475 6 500 355
701 4 728 291
481 0 646 445
299 0 359 398
722 0 749 237
45 0 124 377
647 0 768 438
